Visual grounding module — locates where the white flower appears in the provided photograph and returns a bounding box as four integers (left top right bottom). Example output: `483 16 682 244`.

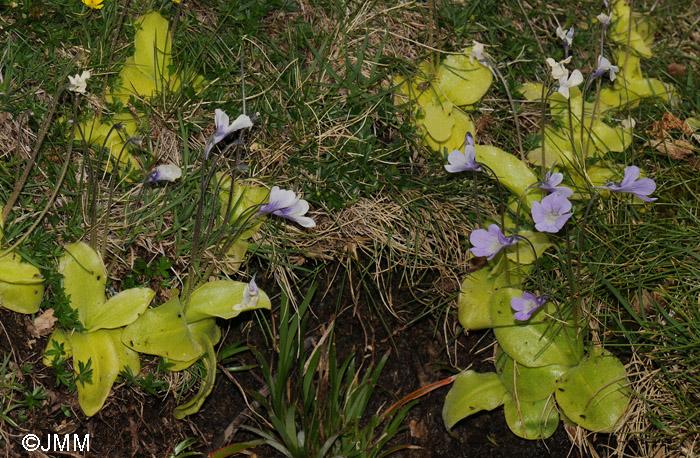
546 56 572 80
556 26 575 47
257 186 316 228
593 55 619 81
470 41 486 65
621 117 636 129
203 109 253 158
148 163 182 182
597 12 612 26
68 70 91 94
557 69 583 99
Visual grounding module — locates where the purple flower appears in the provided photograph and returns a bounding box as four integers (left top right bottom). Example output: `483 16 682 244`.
203 109 253 159
592 55 619 81
531 193 573 233
602 166 657 202
257 186 316 228
511 292 548 321
538 171 573 197
234 276 259 309
445 133 482 173
469 224 519 260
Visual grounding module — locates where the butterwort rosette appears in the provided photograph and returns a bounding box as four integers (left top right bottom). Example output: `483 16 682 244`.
469 224 519 260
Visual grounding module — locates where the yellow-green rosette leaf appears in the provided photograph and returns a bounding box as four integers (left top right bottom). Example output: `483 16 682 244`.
107 328 141 375
422 106 476 154
490 288 583 368
506 232 551 265
457 268 497 331
503 394 560 440
609 0 653 58
589 120 631 155
420 99 454 143
162 319 221 372
216 178 269 238
71 329 122 417
185 280 271 323
475 145 543 207
0 253 44 314
436 50 493 106
173 331 217 419
495 349 567 402
59 242 107 325
555 348 629 433
133 11 173 82
518 82 544 101
443 370 509 431
86 287 155 331
122 296 202 362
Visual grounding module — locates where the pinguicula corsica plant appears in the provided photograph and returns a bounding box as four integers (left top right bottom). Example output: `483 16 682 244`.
441 0 671 440
1 9 317 419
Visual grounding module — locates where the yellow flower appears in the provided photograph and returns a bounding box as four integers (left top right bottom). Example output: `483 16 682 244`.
82 0 104 9
172 0 180 3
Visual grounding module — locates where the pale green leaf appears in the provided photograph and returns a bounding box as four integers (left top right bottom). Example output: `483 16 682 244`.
59 242 107 325
86 287 155 331
173 326 219 419
443 370 509 431
185 280 271 322
495 349 567 402
474 145 544 207
503 394 560 440
0 254 44 314
490 288 583 368
72 330 122 417
436 50 493 106
555 348 629 433
122 296 202 362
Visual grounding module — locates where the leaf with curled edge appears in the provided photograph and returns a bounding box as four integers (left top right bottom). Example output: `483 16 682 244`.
443 370 509 431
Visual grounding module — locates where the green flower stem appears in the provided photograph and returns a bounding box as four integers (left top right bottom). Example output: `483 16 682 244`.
2 77 68 224
517 234 544 293
486 58 524 159
479 163 510 283
4 95 77 254
570 187 603 329
472 170 482 227
564 224 579 328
